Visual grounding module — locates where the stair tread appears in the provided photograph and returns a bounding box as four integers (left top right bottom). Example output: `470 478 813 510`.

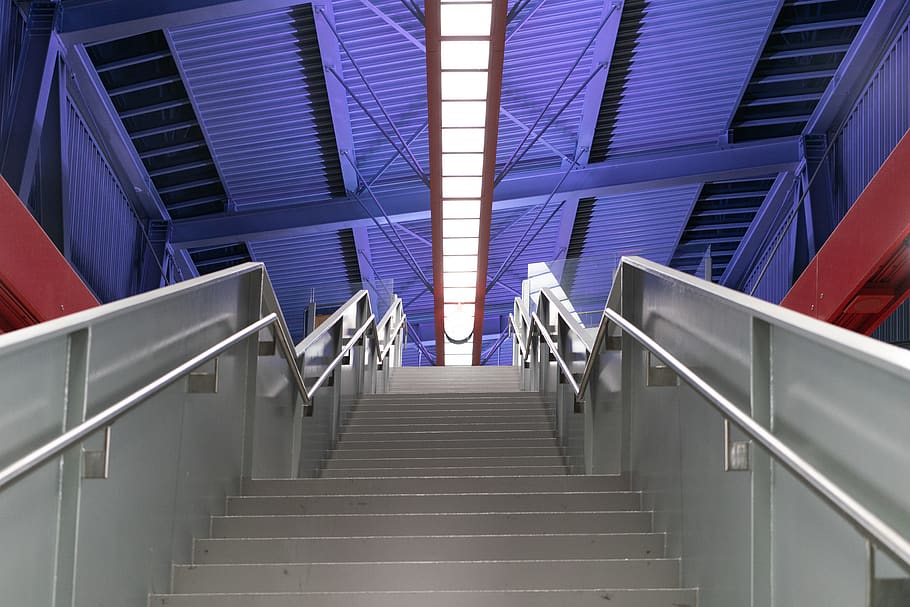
152 588 696 607
172 559 680 593
193 532 666 564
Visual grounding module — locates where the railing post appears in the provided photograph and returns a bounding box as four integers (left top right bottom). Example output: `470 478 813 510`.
751 317 772 607
53 328 90 607
618 264 637 478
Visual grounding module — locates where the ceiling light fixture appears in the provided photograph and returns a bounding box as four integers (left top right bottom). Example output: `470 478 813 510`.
427 0 507 365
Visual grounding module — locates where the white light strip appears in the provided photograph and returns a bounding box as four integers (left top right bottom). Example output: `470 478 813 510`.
438 1 494 365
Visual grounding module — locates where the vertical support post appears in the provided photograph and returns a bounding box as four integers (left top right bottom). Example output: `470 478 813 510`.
750 317 772 607
53 327 90 607
240 270 264 484
619 264 636 477
330 321 344 448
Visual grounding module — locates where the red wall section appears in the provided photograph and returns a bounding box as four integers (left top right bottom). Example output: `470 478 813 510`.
782 129 910 335
0 176 98 332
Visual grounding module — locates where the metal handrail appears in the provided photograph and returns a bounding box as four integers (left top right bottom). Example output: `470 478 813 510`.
602 306 910 574
0 313 289 492
378 313 407 364
306 314 375 398
518 289 910 573
0 288 407 495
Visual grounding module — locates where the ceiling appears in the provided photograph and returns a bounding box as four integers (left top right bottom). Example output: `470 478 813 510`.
55 0 887 355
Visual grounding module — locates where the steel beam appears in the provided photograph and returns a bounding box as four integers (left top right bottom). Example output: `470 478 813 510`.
574 0 622 168
804 0 910 136
171 137 802 249
0 176 98 332
781 129 910 335
313 1 357 192
57 0 304 45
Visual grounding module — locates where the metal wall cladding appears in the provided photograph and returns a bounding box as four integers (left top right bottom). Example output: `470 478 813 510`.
333 0 429 199
591 0 778 159
566 185 699 309
831 14 910 344
169 5 345 211
497 0 604 174
0 0 24 149
64 97 142 302
743 217 795 304
248 231 359 342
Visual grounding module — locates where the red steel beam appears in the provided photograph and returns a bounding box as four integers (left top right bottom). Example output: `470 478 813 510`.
426 0 445 365
781 129 910 334
472 1 507 365
0 176 98 333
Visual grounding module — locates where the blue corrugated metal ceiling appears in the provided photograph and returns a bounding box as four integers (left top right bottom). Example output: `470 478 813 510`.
590 0 780 161
170 5 346 210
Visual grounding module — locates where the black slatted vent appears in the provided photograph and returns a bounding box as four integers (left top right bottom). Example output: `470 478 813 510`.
86 30 227 219
588 0 648 163
188 242 252 275
730 0 875 141
670 177 776 279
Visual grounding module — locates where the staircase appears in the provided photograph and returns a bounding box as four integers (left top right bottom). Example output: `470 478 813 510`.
151 367 696 606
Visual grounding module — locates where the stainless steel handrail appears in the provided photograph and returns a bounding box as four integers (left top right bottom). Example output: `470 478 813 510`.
602 306 910 574
0 313 288 492
531 313 580 394
378 313 407 364
306 314 375 398
517 288 910 573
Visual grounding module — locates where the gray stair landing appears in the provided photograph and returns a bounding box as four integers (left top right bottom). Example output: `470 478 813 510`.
152 379 695 606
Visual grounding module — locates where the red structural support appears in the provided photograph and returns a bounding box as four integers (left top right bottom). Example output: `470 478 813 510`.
782 129 910 334
0 176 98 333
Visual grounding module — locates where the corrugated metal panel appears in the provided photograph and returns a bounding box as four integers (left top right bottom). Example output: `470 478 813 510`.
591 0 779 160
0 1 25 149
833 13 910 343
169 4 344 211
498 0 604 174
333 0 428 199
566 185 699 309
64 97 142 302
248 231 359 341
743 217 795 304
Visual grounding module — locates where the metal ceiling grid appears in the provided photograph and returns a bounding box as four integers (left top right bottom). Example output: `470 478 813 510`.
564 185 700 309
188 242 253 276
333 0 430 198
248 230 361 341
169 5 346 211
730 0 875 142
85 30 228 219
590 0 780 161
669 176 777 278
497 0 604 174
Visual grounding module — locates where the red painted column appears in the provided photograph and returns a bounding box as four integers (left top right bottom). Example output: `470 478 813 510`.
0 176 98 332
781 129 910 335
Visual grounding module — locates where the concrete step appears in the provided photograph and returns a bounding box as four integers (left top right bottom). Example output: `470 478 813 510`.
326 446 565 459
351 402 548 412
172 559 679 593
242 475 628 496
151 588 697 607
321 455 568 469
337 430 556 442
340 421 554 432
211 511 651 538
345 410 552 420
194 532 666 564
318 466 570 477
356 393 538 402
226 491 640 515
328 438 559 449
